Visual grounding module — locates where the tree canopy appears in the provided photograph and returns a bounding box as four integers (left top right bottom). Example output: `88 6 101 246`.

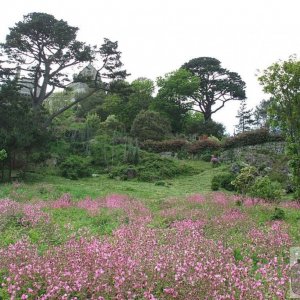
182 57 246 121
0 12 129 124
258 55 300 197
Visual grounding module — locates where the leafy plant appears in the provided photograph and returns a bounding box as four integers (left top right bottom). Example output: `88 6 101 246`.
59 155 91 180
211 173 236 191
231 166 258 194
0 149 7 161
271 207 285 220
249 176 282 201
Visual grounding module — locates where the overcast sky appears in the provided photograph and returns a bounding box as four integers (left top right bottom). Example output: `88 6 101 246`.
1 0 300 133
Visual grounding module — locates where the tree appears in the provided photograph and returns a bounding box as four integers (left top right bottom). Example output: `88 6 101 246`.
235 100 254 133
253 99 272 129
182 57 246 121
130 110 171 141
258 56 300 198
0 80 47 180
1 12 128 123
154 69 197 132
182 112 225 139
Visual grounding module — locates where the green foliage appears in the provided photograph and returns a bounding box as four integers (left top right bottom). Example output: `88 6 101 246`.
211 177 221 191
109 152 194 182
0 149 7 161
231 166 258 194
182 57 246 121
2 12 92 108
249 176 282 201
100 115 124 133
153 69 197 133
59 155 91 180
200 121 226 140
141 139 187 153
253 99 272 129
183 112 204 135
235 100 254 133
90 135 129 168
271 207 285 221
188 139 221 155
157 69 200 97
223 129 283 149
0 81 49 180
131 110 171 141
258 56 300 198
211 172 236 191
123 141 140 165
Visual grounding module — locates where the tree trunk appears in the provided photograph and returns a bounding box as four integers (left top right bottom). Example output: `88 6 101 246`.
203 110 212 122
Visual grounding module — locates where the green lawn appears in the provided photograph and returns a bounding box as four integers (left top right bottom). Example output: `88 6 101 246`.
0 160 226 203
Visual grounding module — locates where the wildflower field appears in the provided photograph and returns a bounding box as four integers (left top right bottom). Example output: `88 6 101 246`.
0 176 299 300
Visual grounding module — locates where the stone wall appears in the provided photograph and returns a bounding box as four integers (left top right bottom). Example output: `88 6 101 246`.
220 141 286 163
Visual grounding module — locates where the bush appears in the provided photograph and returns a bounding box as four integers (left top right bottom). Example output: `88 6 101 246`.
231 166 258 194
188 139 221 155
131 110 171 141
211 176 221 191
223 129 284 149
109 152 195 182
90 135 125 168
108 166 138 180
141 139 187 153
271 207 285 220
249 176 282 201
60 155 91 180
123 141 140 165
0 149 7 161
211 173 236 191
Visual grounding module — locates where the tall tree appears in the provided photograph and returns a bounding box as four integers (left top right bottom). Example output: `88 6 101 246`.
258 55 300 198
253 99 272 129
235 100 254 133
1 12 128 124
154 69 198 132
182 57 246 121
0 80 46 180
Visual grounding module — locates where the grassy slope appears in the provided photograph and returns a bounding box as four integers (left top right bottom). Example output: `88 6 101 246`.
0 160 225 203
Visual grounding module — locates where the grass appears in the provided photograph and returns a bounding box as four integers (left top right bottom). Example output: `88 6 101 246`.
0 159 299 298
0 160 224 203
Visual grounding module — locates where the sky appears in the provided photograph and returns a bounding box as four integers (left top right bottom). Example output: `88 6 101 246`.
1 0 300 134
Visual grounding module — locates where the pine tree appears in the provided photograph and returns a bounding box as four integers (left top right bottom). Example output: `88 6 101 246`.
235 100 254 133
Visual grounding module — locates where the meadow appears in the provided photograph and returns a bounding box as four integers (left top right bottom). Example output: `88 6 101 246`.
0 162 299 299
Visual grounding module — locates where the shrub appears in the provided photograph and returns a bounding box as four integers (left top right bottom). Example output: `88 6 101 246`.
223 129 284 149
188 139 221 155
109 152 195 182
211 176 220 191
249 176 282 201
211 173 236 191
231 166 258 194
141 139 187 153
123 141 140 165
59 155 91 180
90 135 125 167
0 149 7 161
131 110 171 141
271 207 285 221
108 166 138 180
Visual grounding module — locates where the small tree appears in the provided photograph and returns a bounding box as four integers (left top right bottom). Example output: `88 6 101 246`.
253 99 272 129
235 100 254 133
